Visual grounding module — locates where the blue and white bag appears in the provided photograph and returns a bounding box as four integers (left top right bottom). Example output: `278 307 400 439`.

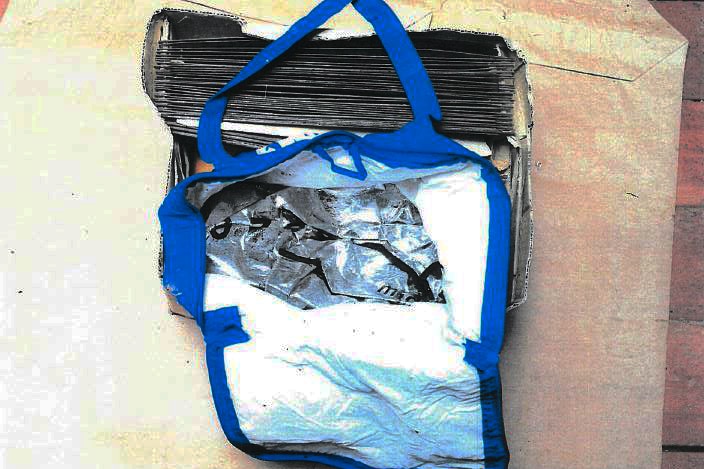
159 0 511 467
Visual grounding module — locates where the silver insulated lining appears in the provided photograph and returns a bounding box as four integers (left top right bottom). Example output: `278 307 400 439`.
187 180 445 309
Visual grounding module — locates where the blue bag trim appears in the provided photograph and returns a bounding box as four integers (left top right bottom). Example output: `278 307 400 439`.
203 307 255 450
158 0 511 466
475 166 512 469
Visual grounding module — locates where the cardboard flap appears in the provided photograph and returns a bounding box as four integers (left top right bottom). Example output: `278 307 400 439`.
431 0 687 81
169 0 685 81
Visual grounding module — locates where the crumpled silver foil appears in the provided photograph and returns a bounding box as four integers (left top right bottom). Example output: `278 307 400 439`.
188 181 445 309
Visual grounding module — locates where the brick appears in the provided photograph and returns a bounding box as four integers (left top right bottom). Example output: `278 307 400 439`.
662 452 704 469
662 321 704 446
670 206 704 321
676 101 704 206
0 1 8 22
651 2 704 100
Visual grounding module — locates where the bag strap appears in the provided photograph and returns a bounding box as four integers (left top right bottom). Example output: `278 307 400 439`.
197 0 443 168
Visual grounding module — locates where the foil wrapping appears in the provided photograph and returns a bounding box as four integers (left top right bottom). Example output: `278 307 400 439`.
190 181 445 309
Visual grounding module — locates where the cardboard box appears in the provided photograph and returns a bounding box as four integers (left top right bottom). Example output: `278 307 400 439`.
0 1 686 468
141 7 535 311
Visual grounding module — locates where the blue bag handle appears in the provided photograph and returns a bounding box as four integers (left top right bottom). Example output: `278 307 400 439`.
197 0 443 169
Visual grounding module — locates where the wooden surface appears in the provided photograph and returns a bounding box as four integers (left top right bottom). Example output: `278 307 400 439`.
652 1 704 467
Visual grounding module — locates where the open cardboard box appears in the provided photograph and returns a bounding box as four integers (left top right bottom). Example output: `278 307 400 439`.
142 8 535 312
0 1 686 468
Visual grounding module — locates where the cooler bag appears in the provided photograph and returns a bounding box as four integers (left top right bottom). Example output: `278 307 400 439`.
158 0 511 467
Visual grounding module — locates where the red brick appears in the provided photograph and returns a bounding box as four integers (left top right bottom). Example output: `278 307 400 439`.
670 206 704 321
662 321 704 446
662 452 704 469
676 101 704 206
0 1 8 22
652 2 704 100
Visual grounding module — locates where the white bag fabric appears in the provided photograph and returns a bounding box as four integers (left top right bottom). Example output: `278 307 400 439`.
198 161 492 468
